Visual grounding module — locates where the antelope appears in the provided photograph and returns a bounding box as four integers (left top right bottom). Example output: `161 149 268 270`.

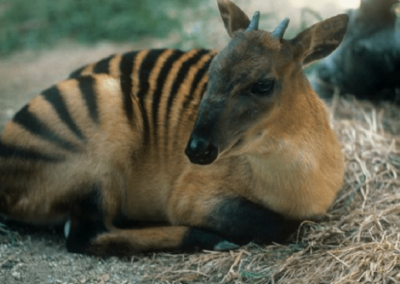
0 0 347 255
313 0 400 102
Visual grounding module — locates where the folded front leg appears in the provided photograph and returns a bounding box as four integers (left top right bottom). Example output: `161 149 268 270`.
205 197 300 245
87 226 238 256
167 178 300 247
64 185 238 256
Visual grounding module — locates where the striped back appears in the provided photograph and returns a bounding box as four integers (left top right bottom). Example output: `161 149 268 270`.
69 48 217 154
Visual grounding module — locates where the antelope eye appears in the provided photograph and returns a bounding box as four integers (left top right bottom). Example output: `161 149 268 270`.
251 80 275 96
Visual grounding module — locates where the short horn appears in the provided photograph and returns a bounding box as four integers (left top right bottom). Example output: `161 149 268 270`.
245 11 260 32
272 17 290 39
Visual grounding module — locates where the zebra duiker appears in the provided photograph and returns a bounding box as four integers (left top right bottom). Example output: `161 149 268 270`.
0 0 347 255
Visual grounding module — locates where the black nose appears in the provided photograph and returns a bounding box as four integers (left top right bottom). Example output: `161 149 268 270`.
185 136 218 165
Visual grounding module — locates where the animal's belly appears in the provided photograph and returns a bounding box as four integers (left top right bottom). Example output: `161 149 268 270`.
122 162 181 222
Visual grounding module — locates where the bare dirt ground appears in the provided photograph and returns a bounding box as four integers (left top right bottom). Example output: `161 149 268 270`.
0 42 400 284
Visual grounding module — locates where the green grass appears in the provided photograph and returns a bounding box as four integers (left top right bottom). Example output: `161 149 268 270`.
0 0 203 55
0 0 324 59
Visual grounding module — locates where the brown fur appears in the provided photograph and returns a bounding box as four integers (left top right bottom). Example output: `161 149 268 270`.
0 1 348 255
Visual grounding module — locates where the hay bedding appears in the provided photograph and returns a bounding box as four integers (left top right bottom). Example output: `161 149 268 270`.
0 93 399 284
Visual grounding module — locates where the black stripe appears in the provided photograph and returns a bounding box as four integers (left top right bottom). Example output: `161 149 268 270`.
78 76 99 124
13 105 80 152
177 67 210 147
69 66 86 79
136 49 167 147
0 141 63 162
183 54 214 111
42 86 85 141
186 82 209 129
198 82 208 101
164 49 211 145
93 55 113 74
151 50 185 146
173 78 209 154
119 51 139 125
0 166 32 177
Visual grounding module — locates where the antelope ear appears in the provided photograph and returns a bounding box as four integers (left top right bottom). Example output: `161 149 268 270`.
359 0 399 16
217 0 251 37
292 14 349 67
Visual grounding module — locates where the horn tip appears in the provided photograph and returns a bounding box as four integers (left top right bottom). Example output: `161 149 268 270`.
272 17 291 39
251 11 260 22
283 17 290 25
246 11 261 32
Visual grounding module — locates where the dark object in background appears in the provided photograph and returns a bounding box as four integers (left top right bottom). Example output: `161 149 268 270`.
312 0 400 103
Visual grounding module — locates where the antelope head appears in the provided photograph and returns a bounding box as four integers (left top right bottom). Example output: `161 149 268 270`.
185 0 348 165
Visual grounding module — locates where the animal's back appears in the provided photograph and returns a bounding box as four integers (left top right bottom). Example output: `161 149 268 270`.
0 48 216 223
70 48 216 166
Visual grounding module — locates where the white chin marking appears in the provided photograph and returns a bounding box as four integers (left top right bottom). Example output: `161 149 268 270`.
64 218 71 239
